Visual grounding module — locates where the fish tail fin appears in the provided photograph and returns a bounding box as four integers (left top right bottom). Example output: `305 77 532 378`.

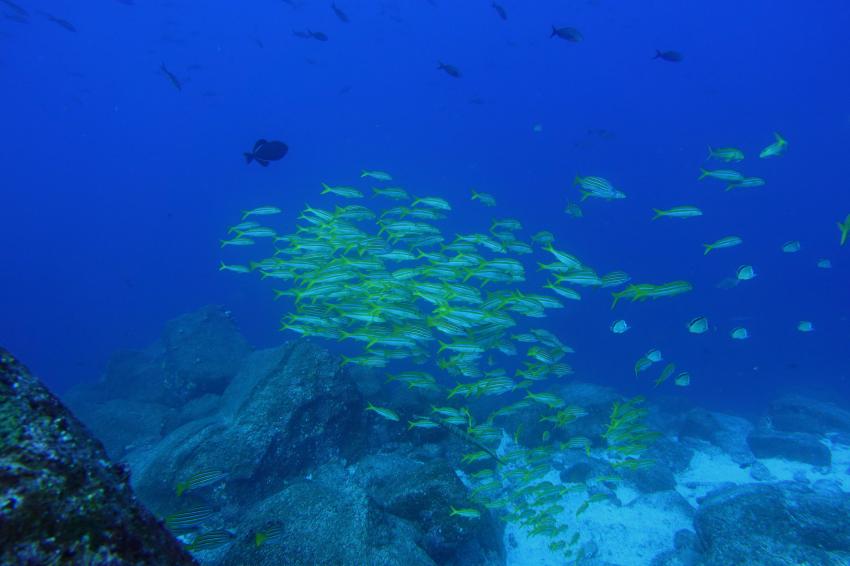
320 182 332 194
470 189 479 200
243 152 254 164
572 175 581 186
651 208 665 221
360 169 368 177
580 190 591 202
774 132 786 144
702 244 713 256
653 49 662 59
550 26 557 37
706 146 714 160
218 261 227 270
610 293 621 310
175 482 186 497
698 168 708 180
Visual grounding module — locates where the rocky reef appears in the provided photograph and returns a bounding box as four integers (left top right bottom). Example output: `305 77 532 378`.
51 306 850 565
0 348 196 565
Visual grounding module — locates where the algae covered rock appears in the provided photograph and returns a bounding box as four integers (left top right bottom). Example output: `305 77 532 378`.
130 340 366 510
694 482 850 565
0 348 195 566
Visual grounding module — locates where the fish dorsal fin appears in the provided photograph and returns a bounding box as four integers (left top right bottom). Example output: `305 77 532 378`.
253 139 268 151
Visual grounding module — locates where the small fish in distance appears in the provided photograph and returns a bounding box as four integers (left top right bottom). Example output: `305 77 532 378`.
654 50 682 62
492 1 507 20
244 139 288 166
332 2 349 22
437 61 461 78
551 26 582 42
40 11 76 32
1 0 28 17
160 63 181 91
294 29 328 41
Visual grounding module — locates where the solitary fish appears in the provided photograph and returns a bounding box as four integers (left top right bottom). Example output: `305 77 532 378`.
294 29 328 41
365 402 400 421
687 316 709 334
331 2 350 22
551 26 582 42
703 236 742 255
491 1 507 20
699 168 744 182
361 169 393 181
730 327 749 340
160 63 182 91
838 214 850 246
40 11 76 32
707 146 744 162
244 139 288 166
654 49 682 62
782 240 801 253
759 132 787 158
726 177 765 191
736 265 756 281
438 61 461 78
797 321 814 333
652 206 702 220
450 506 481 519
674 372 691 386
610 320 630 334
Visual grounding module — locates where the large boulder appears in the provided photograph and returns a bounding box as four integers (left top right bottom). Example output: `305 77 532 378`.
747 430 831 467
129 341 366 511
679 408 754 465
0 348 195 565
160 305 252 402
217 464 435 566
694 482 850 565
769 395 850 436
358 453 504 565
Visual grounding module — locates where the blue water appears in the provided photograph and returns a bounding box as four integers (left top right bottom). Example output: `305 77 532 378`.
2 0 849 414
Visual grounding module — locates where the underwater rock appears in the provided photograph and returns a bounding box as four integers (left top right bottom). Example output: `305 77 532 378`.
769 395 850 436
694 482 850 565
64 306 252 455
621 458 677 493
359 453 504 565
78 398 174 458
161 305 251 401
220 464 433 566
748 461 776 482
0 348 196 565
130 341 366 510
747 430 832 467
679 408 754 465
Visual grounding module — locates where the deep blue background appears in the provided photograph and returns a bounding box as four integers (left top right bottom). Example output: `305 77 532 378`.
2 0 849 414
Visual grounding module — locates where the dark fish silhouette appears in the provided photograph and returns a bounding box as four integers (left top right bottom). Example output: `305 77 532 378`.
551 26 582 42
654 49 682 62
244 139 288 166
40 11 76 32
294 29 328 41
437 61 461 78
160 63 182 91
331 2 349 22
1 0 27 17
491 1 506 20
